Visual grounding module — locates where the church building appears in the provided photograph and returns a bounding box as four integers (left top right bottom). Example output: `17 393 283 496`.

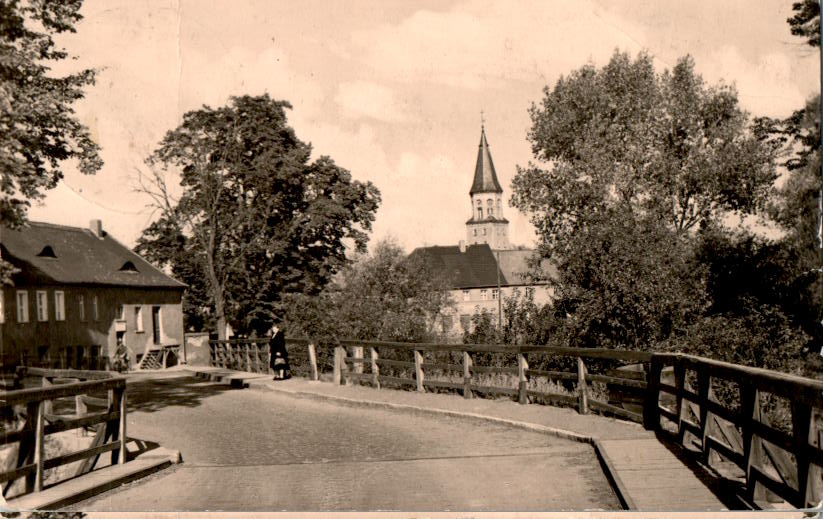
410 123 555 337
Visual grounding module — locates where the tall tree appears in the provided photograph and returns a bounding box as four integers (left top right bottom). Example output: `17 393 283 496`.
788 0 820 47
512 51 776 350
1 0 102 282
136 95 380 338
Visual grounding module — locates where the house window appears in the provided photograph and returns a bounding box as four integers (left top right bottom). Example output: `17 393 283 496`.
54 291 65 321
480 289 488 301
492 289 498 300
92 295 99 321
462 290 470 302
16 291 29 323
473 229 477 236
482 228 486 236
441 314 454 333
36 291 48 321
78 295 85 321
135 306 144 332
117 304 125 320
478 207 483 220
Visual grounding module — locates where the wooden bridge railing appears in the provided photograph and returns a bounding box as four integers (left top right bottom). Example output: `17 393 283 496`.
332 340 653 424
209 338 319 380
0 367 127 499
646 353 823 508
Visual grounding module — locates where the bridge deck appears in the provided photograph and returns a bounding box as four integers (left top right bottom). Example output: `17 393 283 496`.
187 367 745 510
598 438 727 510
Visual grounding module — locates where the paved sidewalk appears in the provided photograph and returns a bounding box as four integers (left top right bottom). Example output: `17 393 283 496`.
188 367 739 511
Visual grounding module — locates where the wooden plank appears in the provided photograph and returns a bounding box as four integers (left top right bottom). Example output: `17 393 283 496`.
577 357 588 415
370 347 379 389
44 441 120 471
1 379 124 406
471 365 518 375
375 359 413 369
423 362 462 372
470 385 519 397
586 373 648 389
588 399 643 423
0 463 36 484
517 353 528 405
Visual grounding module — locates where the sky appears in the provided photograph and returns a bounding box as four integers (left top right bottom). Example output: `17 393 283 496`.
28 0 821 252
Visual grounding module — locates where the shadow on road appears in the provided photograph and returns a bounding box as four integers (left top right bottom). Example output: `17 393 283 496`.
124 374 234 413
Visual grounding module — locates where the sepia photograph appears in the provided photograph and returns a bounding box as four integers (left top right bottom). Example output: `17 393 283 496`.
0 0 821 516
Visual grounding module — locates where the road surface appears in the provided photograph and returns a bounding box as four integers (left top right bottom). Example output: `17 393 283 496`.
73 373 618 511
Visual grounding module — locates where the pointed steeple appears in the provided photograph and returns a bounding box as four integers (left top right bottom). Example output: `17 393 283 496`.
470 125 503 195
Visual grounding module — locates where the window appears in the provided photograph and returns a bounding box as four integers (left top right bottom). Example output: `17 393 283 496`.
478 207 483 220
526 287 535 299
92 295 99 321
492 289 498 300
135 306 144 332
54 291 65 321
16 291 29 322
473 229 477 236
119 261 138 273
462 290 470 302
36 291 48 321
482 228 486 236
117 304 125 320
36 245 57 258
441 315 454 333
480 289 488 301
78 295 85 321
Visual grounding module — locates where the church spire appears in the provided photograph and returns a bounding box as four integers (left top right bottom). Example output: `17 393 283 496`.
470 124 503 195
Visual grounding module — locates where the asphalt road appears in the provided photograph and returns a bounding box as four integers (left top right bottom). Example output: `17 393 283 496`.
73 374 618 511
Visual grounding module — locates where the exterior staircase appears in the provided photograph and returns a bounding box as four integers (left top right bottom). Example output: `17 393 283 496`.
137 349 163 370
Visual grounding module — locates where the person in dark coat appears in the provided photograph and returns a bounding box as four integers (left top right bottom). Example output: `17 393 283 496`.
269 325 290 380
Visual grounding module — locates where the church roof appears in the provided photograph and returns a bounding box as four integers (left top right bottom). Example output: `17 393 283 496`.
469 126 503 195
409 243 506 289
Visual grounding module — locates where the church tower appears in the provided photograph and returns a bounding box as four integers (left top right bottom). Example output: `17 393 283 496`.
466 123 511 249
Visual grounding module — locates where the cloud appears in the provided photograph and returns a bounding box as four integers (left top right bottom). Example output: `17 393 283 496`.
335 81 409 122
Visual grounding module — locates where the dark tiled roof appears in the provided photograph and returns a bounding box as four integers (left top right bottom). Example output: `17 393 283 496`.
1 221 185 289
409 243 506 289
465 216 509 225
469 126 503 195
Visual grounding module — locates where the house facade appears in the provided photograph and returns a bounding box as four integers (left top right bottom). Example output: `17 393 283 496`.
410 124 556 338
0 220 185 369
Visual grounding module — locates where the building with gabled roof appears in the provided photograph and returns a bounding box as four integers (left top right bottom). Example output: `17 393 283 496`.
0 220 185 369
411 123 555 337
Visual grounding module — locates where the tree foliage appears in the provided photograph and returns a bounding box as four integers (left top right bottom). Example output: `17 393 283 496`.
513 51 776 264
511 51 776 352
788 0 820 48
284 238 455 345
136 95 380 337
1 0 102 282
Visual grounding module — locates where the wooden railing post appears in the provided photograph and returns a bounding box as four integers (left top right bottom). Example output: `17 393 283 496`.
370 347 380 389
577 357 588 415
792 400 813 507
517 353 529 405
463 351 473 399
33 400 45 492
308 343 319 381
740 383 765 502
644 356 662 430
414 349 425 393
333 346 343 385
696 367 712 464
674 361 685 444
118 386 127 465
244 343 251 372
354 346 364 375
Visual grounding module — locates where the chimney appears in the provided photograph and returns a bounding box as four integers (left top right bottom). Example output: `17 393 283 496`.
458 240 466 253
89 219 103 239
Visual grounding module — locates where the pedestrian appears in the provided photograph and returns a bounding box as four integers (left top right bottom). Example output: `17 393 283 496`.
269 324 290 380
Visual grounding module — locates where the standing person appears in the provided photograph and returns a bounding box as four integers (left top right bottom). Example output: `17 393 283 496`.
269 325 290 380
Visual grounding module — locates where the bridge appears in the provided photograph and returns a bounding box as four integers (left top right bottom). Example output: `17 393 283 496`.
1 338 822 514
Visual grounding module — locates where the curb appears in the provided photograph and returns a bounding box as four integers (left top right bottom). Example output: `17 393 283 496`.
218 372 637 511
4 448 181 512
